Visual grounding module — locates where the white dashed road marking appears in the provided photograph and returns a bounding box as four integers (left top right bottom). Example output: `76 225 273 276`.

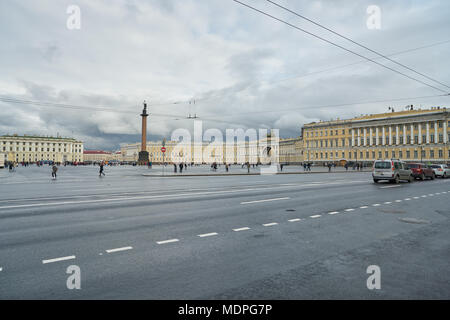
372 204 381 207
263 223 278 227
157 239 179 245
241 197 290 205
328 211 339 215
233 227 250 232
384 202 392 204
380 185 401 189
395 200 402 202
42 255 76 264
288 218 301 222
360 206 369 209
310 215 322 218
198 233 218 238
345 209 355 212
105 246 133 254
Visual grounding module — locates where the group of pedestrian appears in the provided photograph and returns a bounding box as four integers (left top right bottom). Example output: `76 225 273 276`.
303 162 312 171
173 163 188 173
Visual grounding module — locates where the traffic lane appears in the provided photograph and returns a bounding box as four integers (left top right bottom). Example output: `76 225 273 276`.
0 198 447 299
0 176 448 256
0 178 448 286
209 217 450 300
0 170 371 200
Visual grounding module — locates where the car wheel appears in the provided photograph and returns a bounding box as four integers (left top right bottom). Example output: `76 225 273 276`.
408 175 413 183
444 173 447 179
373 179 379 184
394 175 399 184
431 173 435 180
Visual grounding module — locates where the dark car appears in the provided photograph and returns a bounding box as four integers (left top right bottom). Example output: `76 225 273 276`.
407 163 435 180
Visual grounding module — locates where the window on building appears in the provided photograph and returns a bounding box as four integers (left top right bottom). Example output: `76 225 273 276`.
406 150 410 158
399 151 403 158
392 151 396 158
431 135 435 143
438 121 443 128
385 151 389 158
439 134 443 143
430 150 434 158
378 151 382 158
439 150 443 158
422 135 426 143
414 150 418 159
414 136 418 144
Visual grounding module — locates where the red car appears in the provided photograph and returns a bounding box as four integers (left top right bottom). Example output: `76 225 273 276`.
407 163 435 180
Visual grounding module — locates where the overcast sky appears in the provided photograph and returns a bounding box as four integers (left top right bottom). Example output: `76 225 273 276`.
0 0 449 150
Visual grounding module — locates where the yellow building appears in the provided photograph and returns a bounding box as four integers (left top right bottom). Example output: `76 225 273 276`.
0 134 84 164
279 137 304 164
302 107 449 164
121 138 278 164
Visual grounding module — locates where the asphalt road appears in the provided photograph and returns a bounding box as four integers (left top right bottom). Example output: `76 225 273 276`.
0 165 449 299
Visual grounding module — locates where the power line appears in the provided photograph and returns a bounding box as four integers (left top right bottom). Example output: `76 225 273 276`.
265 0 450 90
200 93 449 118
0 96 245 126
187 39 450 106
232 0 449 94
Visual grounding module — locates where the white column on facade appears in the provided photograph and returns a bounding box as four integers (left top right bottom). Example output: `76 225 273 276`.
369 128 373 146
418 123 422 144
396 125 400 145
376 127 379 145
444 121 448 143
363 128 367 146
426 122 430 144
403 125 407 145
382 127 386 145
410 124 414 144
435 121 438 144
357 129 361 147
351 129 355 147
389 126 392 145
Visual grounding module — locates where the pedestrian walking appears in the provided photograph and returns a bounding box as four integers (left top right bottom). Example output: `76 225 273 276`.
174 163 177 173
328 163 332 172
52 164 58 179
179 163 183 173
99 163 105 177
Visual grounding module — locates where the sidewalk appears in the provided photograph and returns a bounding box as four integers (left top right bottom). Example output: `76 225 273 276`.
141 165 371 177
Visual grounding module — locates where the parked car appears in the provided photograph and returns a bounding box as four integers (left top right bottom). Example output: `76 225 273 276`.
372 159 413 183
430 164 450 178
407 163 435 180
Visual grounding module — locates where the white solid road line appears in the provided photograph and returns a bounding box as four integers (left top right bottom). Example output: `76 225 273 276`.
288 218 302 222
310 215 322 218
263 222 278 227
241 197 290 205
328 211 339 215
198 233 218 238
380 185 401 189
42 255 76 264
233 227 250 232
157 239 179 245
105 246 133 254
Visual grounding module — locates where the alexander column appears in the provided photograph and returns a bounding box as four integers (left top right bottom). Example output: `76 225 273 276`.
138 101 149 165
